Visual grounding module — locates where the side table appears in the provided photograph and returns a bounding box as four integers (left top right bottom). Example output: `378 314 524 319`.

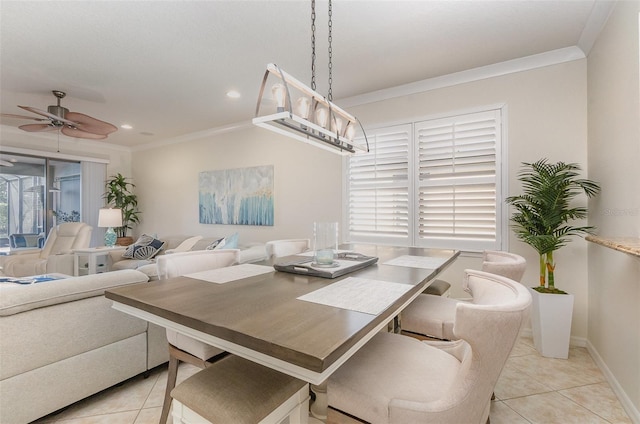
73 246 126 276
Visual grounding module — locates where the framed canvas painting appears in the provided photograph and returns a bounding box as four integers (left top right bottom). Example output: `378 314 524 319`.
199 165 274 226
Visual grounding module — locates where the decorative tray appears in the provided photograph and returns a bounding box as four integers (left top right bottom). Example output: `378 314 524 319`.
273 252 378 279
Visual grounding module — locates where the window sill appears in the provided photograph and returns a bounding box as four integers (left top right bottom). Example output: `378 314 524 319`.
585 235 640 258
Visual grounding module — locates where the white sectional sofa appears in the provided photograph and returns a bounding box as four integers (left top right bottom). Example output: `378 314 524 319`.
108 234 267 280
0 270 169 424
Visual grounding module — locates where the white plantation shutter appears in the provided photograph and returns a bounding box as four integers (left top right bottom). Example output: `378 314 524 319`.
346 108 503 251
347 124 411 244
415 110 501 250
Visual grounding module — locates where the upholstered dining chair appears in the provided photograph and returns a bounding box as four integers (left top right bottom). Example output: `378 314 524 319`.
156 249 240 424
171 355 310 424
2 222 92 277
400 250 527 340
265 238 311 258
327 269 532 424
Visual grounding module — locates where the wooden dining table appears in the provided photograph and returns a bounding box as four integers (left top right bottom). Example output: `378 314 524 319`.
105 243 459 420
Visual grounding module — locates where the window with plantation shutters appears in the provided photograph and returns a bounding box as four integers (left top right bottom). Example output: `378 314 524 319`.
347 124 411 245
346 107 504 252
415 110 501 250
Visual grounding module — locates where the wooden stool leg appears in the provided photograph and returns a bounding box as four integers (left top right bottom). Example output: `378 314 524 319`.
160 351 180 424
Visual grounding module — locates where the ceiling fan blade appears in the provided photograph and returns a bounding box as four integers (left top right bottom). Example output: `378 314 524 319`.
18 123 57 132
61 126 107 140
1 113 48 121
18 105 77 126
66 112 118 136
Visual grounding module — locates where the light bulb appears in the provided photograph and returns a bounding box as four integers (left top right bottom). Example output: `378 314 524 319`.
296 97 311 119
345 123 356 141
332 117 344 137
271 84 286 112
315 107 328 129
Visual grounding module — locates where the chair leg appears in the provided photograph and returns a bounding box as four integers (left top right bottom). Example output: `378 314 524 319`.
160 350 180 424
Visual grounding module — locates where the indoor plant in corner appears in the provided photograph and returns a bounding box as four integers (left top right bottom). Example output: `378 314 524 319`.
104 173 141 246
506 159 600 359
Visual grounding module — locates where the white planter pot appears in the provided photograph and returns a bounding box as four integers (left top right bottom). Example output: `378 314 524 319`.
528 287 574 359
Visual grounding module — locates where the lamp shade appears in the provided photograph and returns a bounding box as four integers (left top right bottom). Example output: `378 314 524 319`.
98 208 123 228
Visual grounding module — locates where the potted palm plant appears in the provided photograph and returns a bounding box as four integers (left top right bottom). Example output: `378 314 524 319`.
104 173 141 246
506 159 600 358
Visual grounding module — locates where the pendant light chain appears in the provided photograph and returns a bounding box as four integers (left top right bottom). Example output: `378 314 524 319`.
311 0 316 91
327 0 333 102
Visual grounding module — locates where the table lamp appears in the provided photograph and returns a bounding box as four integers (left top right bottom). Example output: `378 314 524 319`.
98 208 123 247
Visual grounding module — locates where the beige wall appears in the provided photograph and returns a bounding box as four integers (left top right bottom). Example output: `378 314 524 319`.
348 59 591 339
587 1 640 418
130 125 342 244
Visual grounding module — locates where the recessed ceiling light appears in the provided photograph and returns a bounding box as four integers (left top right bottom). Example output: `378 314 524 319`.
121 124 133 130
226 90 241 99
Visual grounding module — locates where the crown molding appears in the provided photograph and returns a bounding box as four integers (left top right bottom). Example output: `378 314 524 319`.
131 120 254 152
337 46 586 109
577 0 617 55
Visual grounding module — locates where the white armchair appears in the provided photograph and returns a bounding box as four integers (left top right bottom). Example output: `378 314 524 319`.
2 223 92 277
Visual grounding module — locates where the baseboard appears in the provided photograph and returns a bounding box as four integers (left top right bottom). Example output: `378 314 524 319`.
586 341 640 424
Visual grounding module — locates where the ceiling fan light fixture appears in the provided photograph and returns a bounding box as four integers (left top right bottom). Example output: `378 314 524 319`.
6 90 118 140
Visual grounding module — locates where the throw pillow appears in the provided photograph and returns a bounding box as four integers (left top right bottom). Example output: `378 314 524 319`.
205 237 226 250
122 234 165 260
166 235 203 254
219 232 239 249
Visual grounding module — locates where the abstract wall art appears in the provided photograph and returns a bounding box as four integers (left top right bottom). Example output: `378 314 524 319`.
199 165 274 226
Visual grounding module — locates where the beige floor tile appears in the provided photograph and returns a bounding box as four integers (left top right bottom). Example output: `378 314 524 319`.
51 373 158 421
504 392 610 423
560 382 633 423
143 362 201 410
510 336 538 357
133 407 164 424
490 400 530 424
494 363 554 400
54 410 139 424
507 352 605 391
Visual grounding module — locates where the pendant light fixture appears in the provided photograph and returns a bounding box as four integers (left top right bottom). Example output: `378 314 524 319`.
253 0 369 155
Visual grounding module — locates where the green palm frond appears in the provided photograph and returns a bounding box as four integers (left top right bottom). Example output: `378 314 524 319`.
506 159 600 291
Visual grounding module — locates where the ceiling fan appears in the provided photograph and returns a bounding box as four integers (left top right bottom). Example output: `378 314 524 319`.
2 90 117 140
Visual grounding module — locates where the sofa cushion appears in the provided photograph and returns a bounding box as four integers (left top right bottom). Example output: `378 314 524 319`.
111 259 155 271
122 234 165 260
165 236 203 254
0 269 149 316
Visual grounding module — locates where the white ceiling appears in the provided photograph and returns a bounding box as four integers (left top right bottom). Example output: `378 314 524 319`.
0 1 611 148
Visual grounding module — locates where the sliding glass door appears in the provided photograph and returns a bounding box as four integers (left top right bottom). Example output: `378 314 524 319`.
0 153 81 250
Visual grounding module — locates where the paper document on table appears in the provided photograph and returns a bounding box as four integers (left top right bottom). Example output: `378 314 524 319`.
384 255 448 270
297 277 412 315
185 264 273 284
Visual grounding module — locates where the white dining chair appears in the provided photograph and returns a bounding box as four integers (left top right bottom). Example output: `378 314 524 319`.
401 250 527 340
265 238 310 258
327 269 532 424
156 249 240 424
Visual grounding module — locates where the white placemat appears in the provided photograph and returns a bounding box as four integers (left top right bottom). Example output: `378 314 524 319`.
384 255 448 270
297 277 412 315
185 264 273 284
